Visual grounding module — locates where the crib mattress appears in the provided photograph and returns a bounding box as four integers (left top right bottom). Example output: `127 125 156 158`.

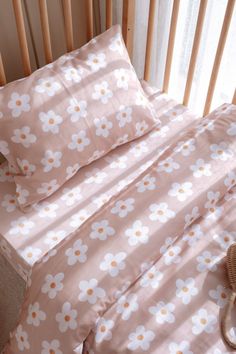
0 82 197 282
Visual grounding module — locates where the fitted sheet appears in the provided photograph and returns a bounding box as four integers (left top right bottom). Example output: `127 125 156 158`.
3 101 236 354
0 81 197 282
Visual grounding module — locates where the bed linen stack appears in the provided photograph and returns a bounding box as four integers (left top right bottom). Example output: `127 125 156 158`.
1 92 236 353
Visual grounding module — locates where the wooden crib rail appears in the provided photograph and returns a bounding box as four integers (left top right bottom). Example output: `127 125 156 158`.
1 0 235 114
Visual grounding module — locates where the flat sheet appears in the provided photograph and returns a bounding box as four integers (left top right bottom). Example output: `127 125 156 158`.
0 81 197 282
3 100 236 353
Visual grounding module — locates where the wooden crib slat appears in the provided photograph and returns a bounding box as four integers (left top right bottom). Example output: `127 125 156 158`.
38 0 53 63
144 0 157 82
106 0 112 29
86 0 94 41
203 0 235 116
12 0 32 76
232 89 236 105
62 0 74 52
183 0 207 106
122 0 135 58
163 0 180 93
0 53 7 86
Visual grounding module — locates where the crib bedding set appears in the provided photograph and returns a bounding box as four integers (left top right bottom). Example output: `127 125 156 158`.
0 25 236 354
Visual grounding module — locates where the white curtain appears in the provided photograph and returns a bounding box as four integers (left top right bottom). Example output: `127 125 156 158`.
100 0 236 116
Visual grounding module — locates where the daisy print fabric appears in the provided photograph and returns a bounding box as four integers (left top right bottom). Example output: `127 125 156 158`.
3 104 236 353
0 25 159 209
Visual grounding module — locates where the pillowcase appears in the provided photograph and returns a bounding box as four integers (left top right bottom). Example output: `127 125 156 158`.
0 25 160 209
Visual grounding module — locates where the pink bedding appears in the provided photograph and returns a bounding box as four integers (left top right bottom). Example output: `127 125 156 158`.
2 86 236 353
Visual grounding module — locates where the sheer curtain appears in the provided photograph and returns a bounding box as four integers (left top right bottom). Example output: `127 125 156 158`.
99 0 236 116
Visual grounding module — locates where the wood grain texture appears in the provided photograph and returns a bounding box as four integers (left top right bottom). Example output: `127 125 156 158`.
106 0 112 29
203 0 235 116
62 0 74 52
38 0 53 63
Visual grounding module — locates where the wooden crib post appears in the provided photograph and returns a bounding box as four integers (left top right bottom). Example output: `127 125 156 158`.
12 0 32 76
0 53 7 86
163 0 180 93
62 0 74 52
38 0 53 63
232 89 236 105
203 0 235 116
86 0 94 41
106 0 112 29
122 0 135 59
144 0 157 82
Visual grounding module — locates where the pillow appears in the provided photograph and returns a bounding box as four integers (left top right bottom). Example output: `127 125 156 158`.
0 25 159 210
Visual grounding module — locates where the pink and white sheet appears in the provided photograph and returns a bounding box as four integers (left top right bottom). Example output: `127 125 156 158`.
1 86 236 353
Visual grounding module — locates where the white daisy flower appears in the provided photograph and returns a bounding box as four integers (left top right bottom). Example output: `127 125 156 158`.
168 340 193 354
41 340 62 354
92 81 113 104
16 158 36 176
95 317 114 343
213 230 236 250
116 293 139 320
86 52 106 72
149 301 175 324
183 224 203 246
174 139 196 157
66 163 80 180
100 252 126 277
41 249 57 264
1 194 17 212
34 201 59 218
224 185 236 201
70 209 91 229
35 77 61 96
8 92 30 117
90 219 115 241
157 157 180 173
168 182 193 202
114 68 129 90
94 116 113 137
0 140 9 155
136 175 156 193
55 302 77 333
160 237 182 265
15 325 30 351
44 230 66 247
209 284 229 308
111 198 135 218
67 98 87 122
92 193 110 208
184 206 200 229
128 325 155 351
135 92 149 107
39 110 63 134
205 205 223 221
65 239 88 265
116 105 132 127
214 103 236 116
105 154 128 169
16 185 29 204
37 179 59 195
205 191 220 209
85 168 107 184
41 273 64 299
210 142 233 161
117 178 133 191
41 150 62 172
140 266 163 289
196 118 214 134
130 141 148 157
27 302 46 327
176 278 198 304
227 122 236 136
165 107 184 122
68 131 90 151
196 251 220 272
0 239 12 259
11 126 36 148
190 158 212 178
78 278 106 304
0 165 14 182
9 216 35 236
150 124 170 138
125 220 149 246
20 246 42 265
192 308 217 335
149 202 175 223
109 33 124 55
224 171 236 189
114 281 131 300
135 120 149 137
61 186 82 206
62 65 82 82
